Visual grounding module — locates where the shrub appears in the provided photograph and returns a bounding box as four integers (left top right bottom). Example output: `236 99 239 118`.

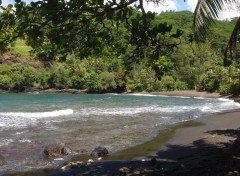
0 75 13 89
10 72 25 90
71 75 85 89
160 76 175 91
84 71 101 92
22 66 38 87
38 69 50 89
197 73 220 92
125 68 157 92
50 64 72 89
0 64 11 75
197 65 240 95
174 80 188 90
69 64 86 89
100 71 116 91
219 81 234 95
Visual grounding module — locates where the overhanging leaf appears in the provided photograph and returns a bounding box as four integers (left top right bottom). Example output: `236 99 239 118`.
193 0 237 40
224 17 240 66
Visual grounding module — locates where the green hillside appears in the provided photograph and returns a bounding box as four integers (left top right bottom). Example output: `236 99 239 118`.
0 10 239 95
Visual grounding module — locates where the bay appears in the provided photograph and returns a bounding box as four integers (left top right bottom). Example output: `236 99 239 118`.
0 93 239 174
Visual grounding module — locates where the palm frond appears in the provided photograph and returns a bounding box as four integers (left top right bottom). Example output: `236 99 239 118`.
224 17 240 66
194 0 236 40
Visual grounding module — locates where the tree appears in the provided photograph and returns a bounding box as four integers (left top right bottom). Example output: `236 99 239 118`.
0 0 183 70
193 0 240 66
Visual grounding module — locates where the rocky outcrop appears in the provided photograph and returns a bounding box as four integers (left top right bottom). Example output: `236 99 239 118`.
39 89 86 94
0 52 42 68
90 146 109 158
43 144 71 157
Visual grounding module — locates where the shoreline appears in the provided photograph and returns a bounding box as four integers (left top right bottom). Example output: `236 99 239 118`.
4 91 240 175
58 91 240 175
42 110 240 175
151 90 223 98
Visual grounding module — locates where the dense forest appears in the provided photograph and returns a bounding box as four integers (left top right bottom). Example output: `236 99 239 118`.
0 6 239 95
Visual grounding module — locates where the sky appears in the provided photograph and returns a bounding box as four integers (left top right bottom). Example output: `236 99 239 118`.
2 0 240 20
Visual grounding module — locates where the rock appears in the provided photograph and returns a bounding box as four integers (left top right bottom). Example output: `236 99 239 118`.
90 146 109 157
61 146 72 155
88 159 94 163
44 143 71 157
53 158 64 161
149 157 157 166
119 167 131 173
44 144 63 157
68 161 83 168
61 161 84 170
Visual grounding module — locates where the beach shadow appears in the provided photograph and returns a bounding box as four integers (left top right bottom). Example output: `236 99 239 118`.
151 128 240 175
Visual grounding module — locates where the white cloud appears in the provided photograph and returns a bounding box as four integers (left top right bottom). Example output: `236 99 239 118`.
143 0 177 13
219 2 240 20
1 0 14 7
186 0 240 20
1 0 39 7
186 0 197 12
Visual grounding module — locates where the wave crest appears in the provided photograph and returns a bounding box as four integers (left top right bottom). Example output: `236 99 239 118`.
0 109 74 118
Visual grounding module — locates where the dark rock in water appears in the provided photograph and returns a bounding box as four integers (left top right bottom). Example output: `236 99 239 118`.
90 146 109 157
44 144 64 157
149 157 157 166
61 146 72 155
44 143 72 157
0 154 6 166
61 161 84 170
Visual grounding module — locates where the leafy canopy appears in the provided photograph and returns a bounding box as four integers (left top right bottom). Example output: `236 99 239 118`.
0 0 183 68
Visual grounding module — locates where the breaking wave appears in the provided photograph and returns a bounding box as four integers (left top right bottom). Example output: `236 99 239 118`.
0 109 74 118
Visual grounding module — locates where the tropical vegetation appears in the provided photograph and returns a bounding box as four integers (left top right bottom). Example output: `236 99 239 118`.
0 0 239 95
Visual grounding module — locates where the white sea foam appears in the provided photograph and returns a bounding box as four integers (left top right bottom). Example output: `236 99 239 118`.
0 138 14 146
0 109 74 118
15 130 28 135
79 106 191 117
218 98 231 101
18 139 32 143
129 93 157 97
193 97 211 100
77 99 240 117
0 109 74 129
201 106 217 112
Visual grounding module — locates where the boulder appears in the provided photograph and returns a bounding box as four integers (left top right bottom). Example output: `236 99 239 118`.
44 143 71 157
90 146 109 157
61 146 72 155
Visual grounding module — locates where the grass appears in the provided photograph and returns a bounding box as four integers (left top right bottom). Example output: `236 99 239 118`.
8 39 33 59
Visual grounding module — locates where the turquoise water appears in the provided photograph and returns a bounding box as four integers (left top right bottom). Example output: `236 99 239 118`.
0 93 240 174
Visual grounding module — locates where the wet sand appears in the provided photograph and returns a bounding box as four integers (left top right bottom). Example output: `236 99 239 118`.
151 90 222 98
7 91 240 175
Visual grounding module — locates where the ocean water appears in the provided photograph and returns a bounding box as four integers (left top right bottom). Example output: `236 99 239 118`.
0 93 240 174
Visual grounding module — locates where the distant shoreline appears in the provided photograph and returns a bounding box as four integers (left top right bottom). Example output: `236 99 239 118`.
2 88 239 100
150 90 222 98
